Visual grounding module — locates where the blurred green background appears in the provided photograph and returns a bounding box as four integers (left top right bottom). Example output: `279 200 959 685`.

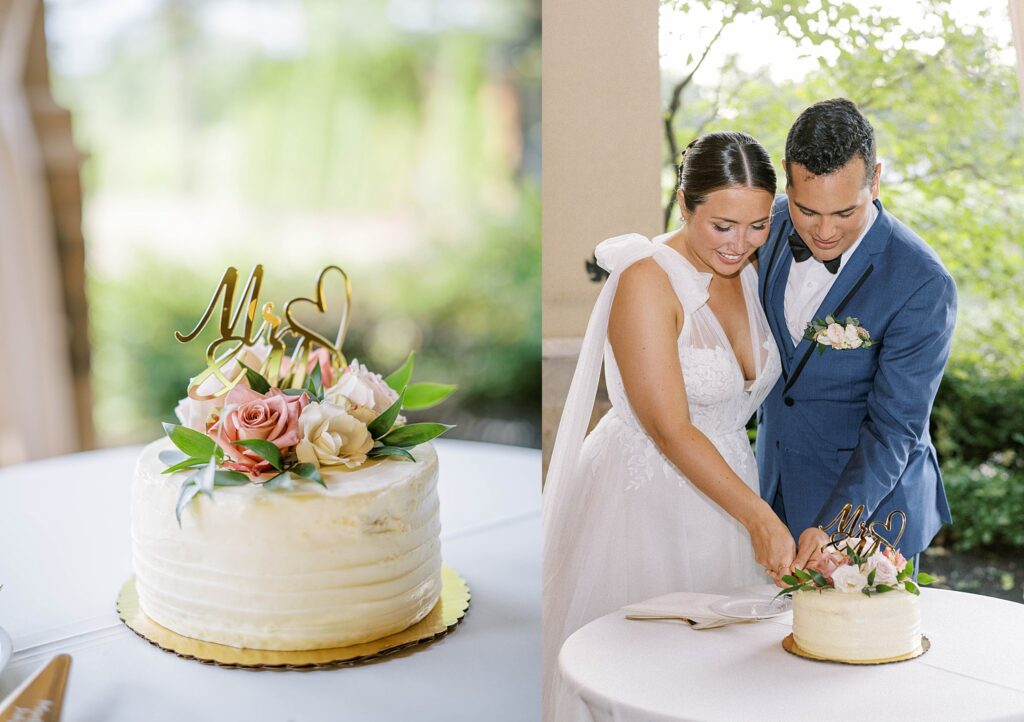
45 0 540 448
660 0 1024 599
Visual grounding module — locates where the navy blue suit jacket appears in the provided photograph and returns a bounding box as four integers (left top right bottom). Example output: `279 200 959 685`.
756 195 956 557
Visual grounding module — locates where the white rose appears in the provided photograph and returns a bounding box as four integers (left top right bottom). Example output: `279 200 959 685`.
826 322 847 348
831 564 868 593
174 341 275 432
866 552 899 586
843 323 863 349
325 359 400 425
296 401 374 469
815 329 833 346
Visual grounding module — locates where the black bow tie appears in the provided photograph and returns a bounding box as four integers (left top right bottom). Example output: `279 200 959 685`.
789 232 841 274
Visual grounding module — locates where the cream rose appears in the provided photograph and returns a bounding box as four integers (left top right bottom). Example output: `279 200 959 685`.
325 359 401 425
843 323 864 349
174 341 274 431
296 401 374 469
866 552 899 586
825 323 847 347
831 564 868 593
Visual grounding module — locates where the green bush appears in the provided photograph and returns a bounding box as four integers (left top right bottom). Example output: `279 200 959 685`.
932 363 1024 465
940 452 1024 551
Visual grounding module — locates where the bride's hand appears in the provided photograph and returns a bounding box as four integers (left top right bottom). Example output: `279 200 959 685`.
745 507 796 587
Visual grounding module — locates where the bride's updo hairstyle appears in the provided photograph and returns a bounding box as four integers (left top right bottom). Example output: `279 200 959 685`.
675 131 777 213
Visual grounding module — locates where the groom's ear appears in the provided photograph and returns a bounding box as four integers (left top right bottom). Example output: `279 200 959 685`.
870 163 881 199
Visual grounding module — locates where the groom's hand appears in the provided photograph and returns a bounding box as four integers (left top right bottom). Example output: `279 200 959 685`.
794 527 831 571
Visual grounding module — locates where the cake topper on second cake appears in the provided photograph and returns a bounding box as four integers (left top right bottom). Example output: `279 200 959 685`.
161 264 457 524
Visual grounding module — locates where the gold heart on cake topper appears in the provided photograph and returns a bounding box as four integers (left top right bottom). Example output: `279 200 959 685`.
867 509 907 553
283 265 352 373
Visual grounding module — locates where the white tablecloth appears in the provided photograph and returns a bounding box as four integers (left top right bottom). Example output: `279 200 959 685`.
0 439 540 722
559 586 1024 722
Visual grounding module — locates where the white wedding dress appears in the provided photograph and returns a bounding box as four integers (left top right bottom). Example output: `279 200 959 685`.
542 232 782 721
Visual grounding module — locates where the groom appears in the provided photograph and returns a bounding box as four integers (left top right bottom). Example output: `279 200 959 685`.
756 98 956 576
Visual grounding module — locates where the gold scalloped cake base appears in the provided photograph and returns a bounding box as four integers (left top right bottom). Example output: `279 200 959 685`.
782 633 929 665
117 565 470 669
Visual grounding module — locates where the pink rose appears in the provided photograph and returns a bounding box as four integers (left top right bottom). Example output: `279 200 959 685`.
883 546 907 572
279 347 336 388
826 323 847 347
211 385 308 475
807 551 846 584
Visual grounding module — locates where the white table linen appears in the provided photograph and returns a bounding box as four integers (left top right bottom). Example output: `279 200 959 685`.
0 439 541 722
560 585 1024 722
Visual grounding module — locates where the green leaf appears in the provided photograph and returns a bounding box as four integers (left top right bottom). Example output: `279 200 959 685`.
162 456 210 474
867 568 877 586
289 462 326 488
175 479 201 527
158 449 187 466
238 361 271 394
917 572 937 586
380 422 454 448
212 470 250 487
263 471 294 490
781 574 799 586
231 439 283 471
862 587 872 596
806 569 829 588
385 351 415 392
793 568 812 582
904 580 920 596
778 584 808 596
163 422 217 459
281 388 307 396
402 382 457 411
369 445 417 461
368 388 407 439
904 558 915 579
875 584 894 593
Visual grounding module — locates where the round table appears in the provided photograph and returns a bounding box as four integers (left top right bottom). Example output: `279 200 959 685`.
0 439 540 722
560 586 1024 722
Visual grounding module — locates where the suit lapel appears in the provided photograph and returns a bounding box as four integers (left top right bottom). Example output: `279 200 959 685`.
782 199 892 394
762 223 797 373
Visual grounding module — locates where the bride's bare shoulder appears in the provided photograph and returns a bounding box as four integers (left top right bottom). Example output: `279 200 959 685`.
612 258 684 328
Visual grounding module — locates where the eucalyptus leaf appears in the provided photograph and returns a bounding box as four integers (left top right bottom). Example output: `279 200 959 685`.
213 470 251 487
281 388 307 396
368 445 416 462
163 422 217 459
159 449 187 466
402 382 457 411
175 480 201 527
162 456 210 474
290 463 326 488
238 361 271 394
380 422 454 448
232 439 283 471
385 351 414 392
368 388 407 439
263 471 295 490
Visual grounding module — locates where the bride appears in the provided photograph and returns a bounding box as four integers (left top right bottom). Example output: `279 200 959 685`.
542 131 795 719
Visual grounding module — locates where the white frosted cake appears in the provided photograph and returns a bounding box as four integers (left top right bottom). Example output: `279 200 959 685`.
792 588 921 661
131 437 442 651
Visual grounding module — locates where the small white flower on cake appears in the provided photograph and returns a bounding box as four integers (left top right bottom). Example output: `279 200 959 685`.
830 564 868 593
296 401 374 469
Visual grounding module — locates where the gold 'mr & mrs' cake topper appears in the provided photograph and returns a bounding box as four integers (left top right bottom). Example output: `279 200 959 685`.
818 502 907 557
174 265 351 399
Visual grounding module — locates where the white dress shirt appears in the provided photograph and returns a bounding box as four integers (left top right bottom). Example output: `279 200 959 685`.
784 203 878 346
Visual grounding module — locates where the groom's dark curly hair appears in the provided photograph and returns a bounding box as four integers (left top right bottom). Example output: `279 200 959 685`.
784 98 876 187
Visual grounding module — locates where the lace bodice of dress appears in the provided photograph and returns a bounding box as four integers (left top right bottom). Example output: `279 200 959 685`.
602 237 781 441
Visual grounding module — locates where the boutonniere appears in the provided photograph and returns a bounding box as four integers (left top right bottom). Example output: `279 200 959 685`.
803 315 875 354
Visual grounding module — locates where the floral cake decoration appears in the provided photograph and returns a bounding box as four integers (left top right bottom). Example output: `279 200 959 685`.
160 265 455 524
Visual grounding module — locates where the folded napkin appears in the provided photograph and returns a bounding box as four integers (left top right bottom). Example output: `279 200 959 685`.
623 591 779 630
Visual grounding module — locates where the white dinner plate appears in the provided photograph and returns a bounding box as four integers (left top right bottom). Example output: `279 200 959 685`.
708 595 792 619
0 626 12 675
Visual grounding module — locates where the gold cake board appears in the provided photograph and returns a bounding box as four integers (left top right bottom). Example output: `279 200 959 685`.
117 565 470 669
782 633 930 665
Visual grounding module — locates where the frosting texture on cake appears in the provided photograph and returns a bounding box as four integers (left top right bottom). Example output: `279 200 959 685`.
131 437 442 651
792 588 921 661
